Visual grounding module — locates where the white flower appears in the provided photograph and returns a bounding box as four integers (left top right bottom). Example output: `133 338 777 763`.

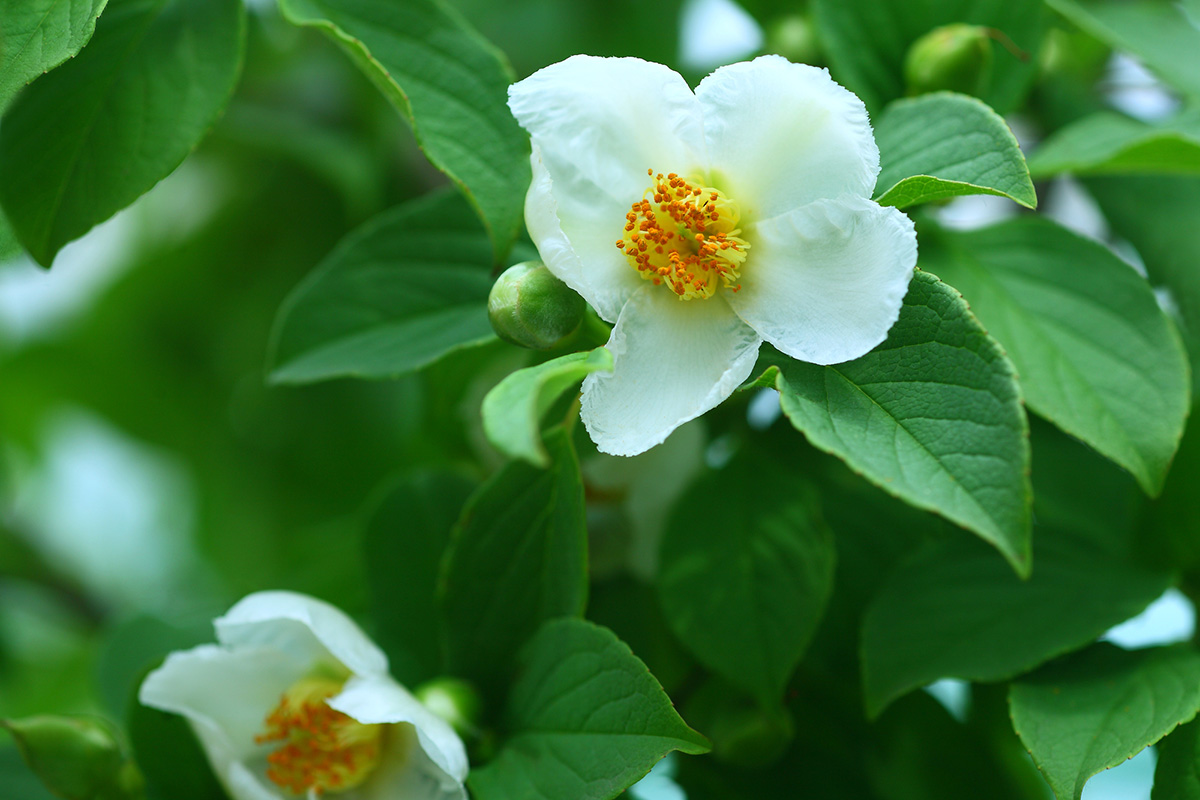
507 54 918 456
138 591 468 800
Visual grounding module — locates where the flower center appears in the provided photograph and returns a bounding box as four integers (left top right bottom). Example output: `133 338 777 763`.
255 677 383 796
616 169 749 300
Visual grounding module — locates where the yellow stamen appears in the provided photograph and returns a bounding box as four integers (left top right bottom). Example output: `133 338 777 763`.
255 677 383 796
616 170 749 300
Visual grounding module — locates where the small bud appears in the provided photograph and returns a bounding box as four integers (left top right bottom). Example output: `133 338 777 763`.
2 715 138 800
904 24 994 97
765 15 819 66
415 677 483 740
488 262 585 350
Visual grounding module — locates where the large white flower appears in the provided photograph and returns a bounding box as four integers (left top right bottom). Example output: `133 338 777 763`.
507 54 918 456
138 591 468 800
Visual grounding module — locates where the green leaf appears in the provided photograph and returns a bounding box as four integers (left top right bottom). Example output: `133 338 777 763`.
363 471 475 687
1086 175 1200 395
439 426 586 693
1045 0 1200 101
922 217 1189 496
269 190 497 384
277 0 529 261
482 348 612 467
772 270 1032 574
810 0 1047 113
861 532 1171 717
657 452 835 709
1029 111 1200 178
0 0 245 266
1153 718 1200 800
1010 643 1200 800
0 0 108 109
874 92 1036 209
468 618 709 800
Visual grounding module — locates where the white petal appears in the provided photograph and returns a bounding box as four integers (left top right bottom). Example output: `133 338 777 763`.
696 55 880 221
729 195 917 365
509 56 709 322
582 286 761 456
329 675 469 787
215 591 389 678
138 644 308 799
360 726 467 800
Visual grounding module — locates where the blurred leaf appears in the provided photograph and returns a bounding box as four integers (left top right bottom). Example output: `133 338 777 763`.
468 618 709 800
0 205 23 260
811 0 1047 113
482 348 612 467
874 92 1036 209
363 470 475 687
0 0 108 108
771 271 1032 575
657 452 835 709
923 217 1190 496
1045 0 1200 101
278 0 529 261
1029 111 1200 177
1141 418 1200 574
95 616 210 722
439 426 586 694
1153 718 1200 800
0 0 246 266
860 531 1171 717
269 190 497 384
1086 175 1200 395
867 692 1045 800
1010 643 1200 800
127 685 226 800
588 577 693 696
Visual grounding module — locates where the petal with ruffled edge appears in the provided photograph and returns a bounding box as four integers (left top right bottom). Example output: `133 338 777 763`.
696 56 879 222
215 590 389 678
582 286 761 456
330 675 468 800
138 643 309 796
509 56 709 322
729 195 917 365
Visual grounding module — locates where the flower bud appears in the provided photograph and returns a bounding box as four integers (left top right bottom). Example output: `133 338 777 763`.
904 24 993 97
765 15 819 66
2 715 140 800
415 677 483 740
488 262 585 350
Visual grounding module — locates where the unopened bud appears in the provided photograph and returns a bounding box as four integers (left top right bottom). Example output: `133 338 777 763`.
2 715 141 800
488 262 585 350
415 677 483 740
766 15 818 66
904 24 993 97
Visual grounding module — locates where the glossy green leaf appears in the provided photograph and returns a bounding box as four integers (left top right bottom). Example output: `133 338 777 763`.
482 348 612 467
772 270 1031 574
468 618 709 800
1045 0 1200 101
439 426 586 692
923 217 1189 495
1153 718 1200 800
0 0 245 266
0 0 108 108
811 0 1047 113
269 191 497 384
363 471 475 687
1029 111 1200 178
657 453 835 709
861 533 1171 717
278 0 529 261
1010 643 1200 800
1087 175 1200 395
874 92 1036 209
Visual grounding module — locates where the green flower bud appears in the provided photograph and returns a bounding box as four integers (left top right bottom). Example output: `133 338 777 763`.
488 261 585 350
415 677 483 740
765 15 819 66
904 24 993 97
2 715 140 800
